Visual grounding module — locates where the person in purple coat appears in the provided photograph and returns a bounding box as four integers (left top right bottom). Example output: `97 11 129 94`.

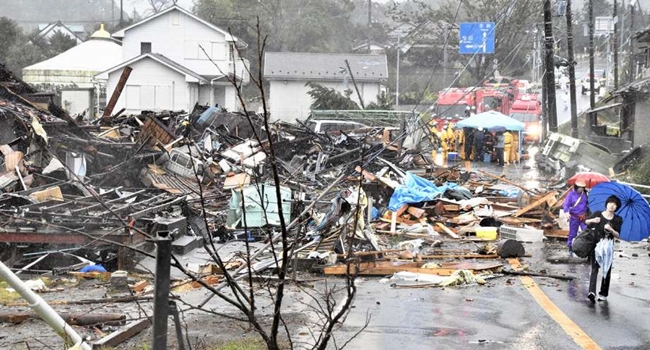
562 180 589 257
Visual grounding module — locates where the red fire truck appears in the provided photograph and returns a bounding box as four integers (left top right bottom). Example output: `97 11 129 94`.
508 94 542 142
477 88 512 115
435 88 478 119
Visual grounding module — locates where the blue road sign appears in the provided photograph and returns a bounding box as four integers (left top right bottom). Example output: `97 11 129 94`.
459 22 495 55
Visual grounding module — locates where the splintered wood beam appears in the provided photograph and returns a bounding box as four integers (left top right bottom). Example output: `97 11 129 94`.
103 66 133 119
513 191 558 218
435 222 460 239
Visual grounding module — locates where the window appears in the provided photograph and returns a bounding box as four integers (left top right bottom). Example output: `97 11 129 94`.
171 11 180 26
141 42 152 54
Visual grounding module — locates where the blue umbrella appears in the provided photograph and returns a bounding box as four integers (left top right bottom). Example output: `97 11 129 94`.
588 182 650 241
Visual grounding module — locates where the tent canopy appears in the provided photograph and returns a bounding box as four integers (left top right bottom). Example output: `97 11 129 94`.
455 111 525 131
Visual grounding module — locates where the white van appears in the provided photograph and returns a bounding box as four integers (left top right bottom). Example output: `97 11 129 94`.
305 120 368 134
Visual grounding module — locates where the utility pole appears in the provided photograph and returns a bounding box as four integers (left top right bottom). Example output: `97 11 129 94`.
589 0 596 131
120 0 124 24
367 0 372 53
544 0 558 133
566 0 579 138
614 0 619 89
629 2 636 83
396 35 401 109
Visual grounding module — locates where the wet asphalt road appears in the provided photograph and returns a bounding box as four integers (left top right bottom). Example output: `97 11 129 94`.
556 57 607 127
333 242 650 350
329 148 650 350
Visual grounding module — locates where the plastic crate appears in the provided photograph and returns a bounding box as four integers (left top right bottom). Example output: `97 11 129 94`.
448 152 460 161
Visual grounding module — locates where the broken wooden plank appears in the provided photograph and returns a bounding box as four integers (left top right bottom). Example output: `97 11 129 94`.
323 262 457 276
435 223 460 239
407 206 426 218
419 254 499 259
0 312 126 326
513 191 558 218
355 166 377 182
92 319 151 348
502 270 575 281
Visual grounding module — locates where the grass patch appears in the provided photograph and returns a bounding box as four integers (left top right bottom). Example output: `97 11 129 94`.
211 338 266 350
0 281 20 303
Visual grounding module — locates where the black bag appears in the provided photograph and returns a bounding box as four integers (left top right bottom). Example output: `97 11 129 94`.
572 229 598 258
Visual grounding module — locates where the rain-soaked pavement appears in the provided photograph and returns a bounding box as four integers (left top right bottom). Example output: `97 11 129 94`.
330 145 650 350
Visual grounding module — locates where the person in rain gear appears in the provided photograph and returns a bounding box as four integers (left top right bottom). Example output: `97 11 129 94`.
438 123 451 166
562 180 589 256
179 117 192 138
464 106 471 118
503 130 514 164
483 130 495 162
428 119 442 162
584 195 622 302
454 126 463 155
473 127 485 162
508 131 519 164
463 127 475 161
443 123 456 152
495 131 505 167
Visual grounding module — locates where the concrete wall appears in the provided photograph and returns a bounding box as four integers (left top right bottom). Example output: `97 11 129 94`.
121 9 232 77
106 57 188 114
268 80 384 122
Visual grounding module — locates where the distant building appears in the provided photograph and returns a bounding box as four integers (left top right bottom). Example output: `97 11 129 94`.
0 0 129 33
263 52 388 122
95 5 249 114
23 25 122 117
38 22 85 43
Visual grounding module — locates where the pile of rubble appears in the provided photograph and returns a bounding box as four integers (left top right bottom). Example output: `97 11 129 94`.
0 62 576 347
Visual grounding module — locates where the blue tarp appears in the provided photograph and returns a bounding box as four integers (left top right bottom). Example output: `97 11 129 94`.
455 111 525 131
80 264 107 273
388 172 450 211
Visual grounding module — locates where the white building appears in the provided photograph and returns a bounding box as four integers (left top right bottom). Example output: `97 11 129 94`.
263 52 388 122
23 25 122 116
96 5 249 115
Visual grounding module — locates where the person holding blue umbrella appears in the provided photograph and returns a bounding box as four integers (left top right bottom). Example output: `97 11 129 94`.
584 195 623 303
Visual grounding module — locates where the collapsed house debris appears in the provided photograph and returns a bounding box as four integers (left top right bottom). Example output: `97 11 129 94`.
0 61 591 347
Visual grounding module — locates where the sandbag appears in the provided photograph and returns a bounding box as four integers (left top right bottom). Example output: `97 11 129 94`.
572 229 598 258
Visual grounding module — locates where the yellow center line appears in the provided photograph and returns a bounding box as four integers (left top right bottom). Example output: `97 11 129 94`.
507 258 602 350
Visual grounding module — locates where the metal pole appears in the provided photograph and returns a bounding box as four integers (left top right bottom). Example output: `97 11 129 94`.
170 301 186 350
152 231 172 350
544 0 558 132
566 0 579 138
606 32 611 89
396 36 400 109
367 0 372 53
614 0 619 89
629 2 635 83
345 59 365 109
0 261 92 350
589 0 596 132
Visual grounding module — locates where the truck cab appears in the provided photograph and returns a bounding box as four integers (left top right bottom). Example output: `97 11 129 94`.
435 88 475 120
509 94 542 143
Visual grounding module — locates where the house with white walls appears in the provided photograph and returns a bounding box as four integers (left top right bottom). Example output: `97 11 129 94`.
263 52 388 122
95 5 248 114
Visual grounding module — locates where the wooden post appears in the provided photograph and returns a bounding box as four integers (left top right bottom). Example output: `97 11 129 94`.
103 66 133 119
